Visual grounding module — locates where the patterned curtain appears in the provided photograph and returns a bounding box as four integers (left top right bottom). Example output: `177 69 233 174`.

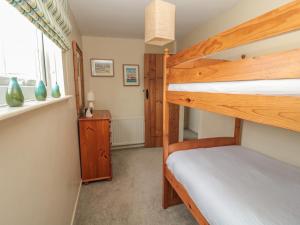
6 0 72 51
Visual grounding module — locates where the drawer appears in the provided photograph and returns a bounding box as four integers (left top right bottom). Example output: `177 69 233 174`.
79 118 112 182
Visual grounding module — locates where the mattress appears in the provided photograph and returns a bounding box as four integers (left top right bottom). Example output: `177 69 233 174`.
168 79 300 95
166 145 300 225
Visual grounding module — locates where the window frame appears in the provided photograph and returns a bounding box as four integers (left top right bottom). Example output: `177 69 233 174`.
0 1 65 107
0 32 52 106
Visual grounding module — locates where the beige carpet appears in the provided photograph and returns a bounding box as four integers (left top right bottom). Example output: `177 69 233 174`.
74 147 197 225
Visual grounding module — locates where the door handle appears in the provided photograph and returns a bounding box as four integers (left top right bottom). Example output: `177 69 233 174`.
145 89 149 99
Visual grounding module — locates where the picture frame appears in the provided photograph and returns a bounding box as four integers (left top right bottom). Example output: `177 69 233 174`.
123 64 140 86
90 59 114 77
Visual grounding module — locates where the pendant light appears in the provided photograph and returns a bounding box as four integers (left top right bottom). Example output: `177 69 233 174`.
145 0 176 46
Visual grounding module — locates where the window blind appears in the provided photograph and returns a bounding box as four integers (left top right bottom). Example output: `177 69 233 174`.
6 0 72 51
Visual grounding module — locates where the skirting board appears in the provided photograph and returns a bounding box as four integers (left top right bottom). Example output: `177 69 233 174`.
112 143 145 150
70 180 82 225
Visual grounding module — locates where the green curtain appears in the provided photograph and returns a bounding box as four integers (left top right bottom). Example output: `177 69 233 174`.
7 0 72 51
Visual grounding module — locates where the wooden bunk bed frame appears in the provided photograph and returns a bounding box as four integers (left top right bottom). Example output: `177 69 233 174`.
162 1 300 225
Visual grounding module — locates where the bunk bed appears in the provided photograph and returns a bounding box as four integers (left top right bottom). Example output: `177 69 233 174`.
162 1 300 225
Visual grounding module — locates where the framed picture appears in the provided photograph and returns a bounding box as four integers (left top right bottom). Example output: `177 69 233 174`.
123 64 140 86
91 59 114 77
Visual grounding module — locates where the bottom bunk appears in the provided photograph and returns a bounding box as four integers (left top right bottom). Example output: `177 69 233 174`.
165 145 300 225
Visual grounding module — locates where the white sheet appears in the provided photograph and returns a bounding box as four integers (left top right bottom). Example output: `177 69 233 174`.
166 145 300 225
168 79 300 95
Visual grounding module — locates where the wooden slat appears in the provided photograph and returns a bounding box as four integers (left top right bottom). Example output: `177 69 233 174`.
168 137 236 154
167 91 300 133
234 118 242 145
169 103 180 144
144 54 153 147
173 58 227 69
167 1 300 67
165 168 209 225
169 48 300 83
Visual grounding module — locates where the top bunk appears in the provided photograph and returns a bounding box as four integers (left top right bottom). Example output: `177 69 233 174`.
164 0 300 133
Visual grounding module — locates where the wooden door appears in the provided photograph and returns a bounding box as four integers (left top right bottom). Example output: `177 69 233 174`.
144 54 179 147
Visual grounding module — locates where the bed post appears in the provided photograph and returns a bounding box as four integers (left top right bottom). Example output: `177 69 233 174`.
163 48 181 209
163 48 170 179
163 48 171 209
234 118 242 145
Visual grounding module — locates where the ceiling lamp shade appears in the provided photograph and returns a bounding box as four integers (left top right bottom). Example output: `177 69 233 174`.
145 0 176 46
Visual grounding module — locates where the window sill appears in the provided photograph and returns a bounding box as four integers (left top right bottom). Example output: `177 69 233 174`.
0 95 72 121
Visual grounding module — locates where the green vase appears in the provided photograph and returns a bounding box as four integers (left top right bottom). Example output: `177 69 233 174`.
51 82 61 98
6 77 24 107
35 80 47 101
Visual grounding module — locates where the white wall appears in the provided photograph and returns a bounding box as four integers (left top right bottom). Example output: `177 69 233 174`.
82 36 176 144
82 36 144 118
82 36 175 118
0 10 82 225
178 0 300 167
186 107 199 134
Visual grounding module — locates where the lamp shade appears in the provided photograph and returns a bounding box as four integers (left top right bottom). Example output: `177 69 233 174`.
87 91 95 101
145 0 175 46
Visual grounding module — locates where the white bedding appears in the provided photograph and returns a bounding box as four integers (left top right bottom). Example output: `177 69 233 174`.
168 79 300 95
166 145 300 225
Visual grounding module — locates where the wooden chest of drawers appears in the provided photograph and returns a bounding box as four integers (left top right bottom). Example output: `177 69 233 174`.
79 110 112 183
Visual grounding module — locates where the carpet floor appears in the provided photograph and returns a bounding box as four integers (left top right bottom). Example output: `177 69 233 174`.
74 147 197 225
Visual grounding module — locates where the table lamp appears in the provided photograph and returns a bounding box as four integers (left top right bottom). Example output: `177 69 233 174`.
86 91 95 117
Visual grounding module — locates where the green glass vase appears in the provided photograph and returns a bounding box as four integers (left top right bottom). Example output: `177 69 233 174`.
35 80 47 101
6 77 24 107
51 82 61 98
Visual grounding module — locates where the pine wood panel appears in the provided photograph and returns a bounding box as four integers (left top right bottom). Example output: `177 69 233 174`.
163 50 172 208
234 118 242 145
165 168 209 225
144 54 158 147
167 91 300 133
163 50 182 208
79 110 112 183
145 54 179 147
169 103 179 144
167 1 300 67
155 55 164 139
168 48 300 83
168 137 236 155
173 58 227 69
163 50 170 160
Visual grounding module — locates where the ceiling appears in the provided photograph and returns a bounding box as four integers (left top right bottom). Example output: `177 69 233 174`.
69 0 239 40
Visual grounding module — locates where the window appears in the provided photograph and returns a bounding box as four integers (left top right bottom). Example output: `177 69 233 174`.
0 0 64 106
43 35 65 95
